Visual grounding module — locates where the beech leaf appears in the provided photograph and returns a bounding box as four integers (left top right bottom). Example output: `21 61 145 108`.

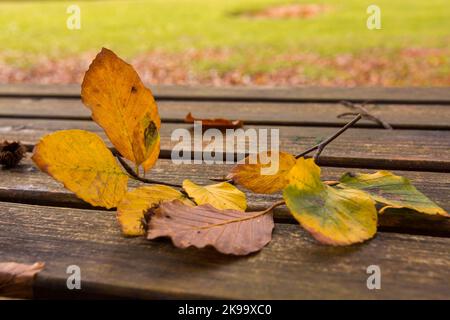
182 179 247 211
146 200 275 255
0 262 45 299
32 130 128 209
117 185 194 236
227 151 296 194
338 171 449 216
81 48 161 172
185 112 243 129
283 158 378 245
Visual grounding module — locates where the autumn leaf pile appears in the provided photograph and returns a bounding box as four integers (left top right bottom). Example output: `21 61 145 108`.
32 48 449 256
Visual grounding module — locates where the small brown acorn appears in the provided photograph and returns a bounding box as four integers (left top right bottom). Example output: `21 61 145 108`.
0 141 26 168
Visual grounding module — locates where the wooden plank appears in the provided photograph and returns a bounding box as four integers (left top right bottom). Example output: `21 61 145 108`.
1 98 449 129
1 158 448 237
1 118 449 172
1 84 450 104
1 201 449 299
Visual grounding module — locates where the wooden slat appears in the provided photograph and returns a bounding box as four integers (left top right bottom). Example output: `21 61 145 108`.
1 98 449 129
1 84 450 104
1 118 449 172
1 201 449 299
1 158 448 237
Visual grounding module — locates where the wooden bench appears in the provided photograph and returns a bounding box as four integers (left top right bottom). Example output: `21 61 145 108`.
0 84 449 299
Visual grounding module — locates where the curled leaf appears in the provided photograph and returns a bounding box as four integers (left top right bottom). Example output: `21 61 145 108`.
182 179 247 211
185 112 243 129
32 130 128 209
339 171 448 216
228 151 296 194
117 185 194 236
81 48 161 172
0 262 45 299
147 200 275 255
283 158 377 245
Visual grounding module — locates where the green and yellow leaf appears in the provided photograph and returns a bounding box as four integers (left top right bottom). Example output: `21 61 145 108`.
227 151 296 194
182 179 247 211
283 158 377 245
117 185 194 236
339 171 448 216
32 130 128 209
81 48 161 172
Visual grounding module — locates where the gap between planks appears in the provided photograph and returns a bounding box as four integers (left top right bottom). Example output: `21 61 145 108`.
1 201 449 299
1 157 448 238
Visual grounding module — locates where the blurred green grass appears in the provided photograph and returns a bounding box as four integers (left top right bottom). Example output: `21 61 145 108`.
0 0 449 76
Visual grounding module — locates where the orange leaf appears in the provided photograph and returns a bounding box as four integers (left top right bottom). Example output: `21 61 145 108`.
185 112 243 129
81 48 161 172
228 151 296 194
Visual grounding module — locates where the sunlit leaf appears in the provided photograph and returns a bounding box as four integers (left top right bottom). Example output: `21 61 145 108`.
81 48 161 172
283 158 377 245
339 171 448 216
182 179 247 211
146 200 274 255
117 185 194 236
32 130 128 209
228 151 296 194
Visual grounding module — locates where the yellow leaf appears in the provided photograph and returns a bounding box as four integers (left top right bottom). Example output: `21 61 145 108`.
117 185 194 236
32 130 128 209
227 151 296 194
81 48 161 172
283 158 377 245
182 179 247 211
339 171 449 217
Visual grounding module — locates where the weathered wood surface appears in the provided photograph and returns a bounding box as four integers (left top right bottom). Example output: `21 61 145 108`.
1 201 449 299
2 118 449 172
1 84 450 104
1 85 449 299
1 158 449 237
1 98 449 129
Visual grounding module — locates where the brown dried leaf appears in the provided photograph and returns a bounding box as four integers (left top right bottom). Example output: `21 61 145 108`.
0 141 26 168
0 262 45 299
146 200 277 255
185 112 243 129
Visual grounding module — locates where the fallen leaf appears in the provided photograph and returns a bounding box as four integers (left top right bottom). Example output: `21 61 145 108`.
185 112 243 129
0 262 45 299
283 158 377 245
81 48 161 172
227 151 296 193
182 179 247 211
117 185 194 236
147 200 275 255
339 171 448 216
32 130 128 209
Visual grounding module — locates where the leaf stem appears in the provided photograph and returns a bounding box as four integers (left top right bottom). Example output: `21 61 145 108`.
295 113 362 161
114 152 182 188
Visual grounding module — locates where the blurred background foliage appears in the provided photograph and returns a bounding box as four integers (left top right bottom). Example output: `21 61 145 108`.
0 0 449 86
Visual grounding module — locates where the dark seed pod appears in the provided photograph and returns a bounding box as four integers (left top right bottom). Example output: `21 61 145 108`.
0 141 26 168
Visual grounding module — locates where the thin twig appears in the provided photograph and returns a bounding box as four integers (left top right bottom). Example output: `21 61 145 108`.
296 113 362 161
114 153 182 188
339 101 392 129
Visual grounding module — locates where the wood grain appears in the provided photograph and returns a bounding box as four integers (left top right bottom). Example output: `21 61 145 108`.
1 158 448 236
1 118 449 172
1 98 449 129
0 201 449 299
1 84 450 104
